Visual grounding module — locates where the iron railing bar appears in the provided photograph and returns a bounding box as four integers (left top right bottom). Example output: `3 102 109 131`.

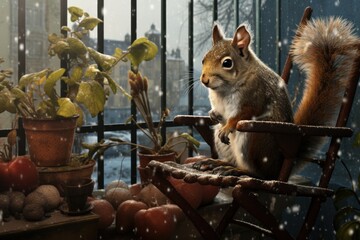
96 0 105 189
60 1 68 97
255 0 261 56
234 0 239 26
160 0 167 145
188 0 194 157
276 0 282 74
130 0 138 184
213 0 218 22
17 0 26 155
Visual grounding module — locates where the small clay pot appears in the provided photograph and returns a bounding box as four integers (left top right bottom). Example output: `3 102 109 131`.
137 151 176 168
37 159 96 196
64 178 94 212
137 151 176 184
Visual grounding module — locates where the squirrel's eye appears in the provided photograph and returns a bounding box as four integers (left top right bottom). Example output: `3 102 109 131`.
221 57 233 70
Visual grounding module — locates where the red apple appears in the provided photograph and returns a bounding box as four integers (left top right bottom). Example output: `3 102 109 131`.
0 156 39 194
116 199 148 233
91 199 115 229
134 205 179 240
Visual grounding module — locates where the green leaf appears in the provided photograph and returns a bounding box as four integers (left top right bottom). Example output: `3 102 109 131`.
127 37 158 68
84 64 100 79
67 37 88 56
70 66 83 84
88 47 117 71
57 98 78 118
61 26 72 32
334 206 360 230
78 17 102 31
334 188 359 210
52 40 70 56
48 33 61 44
336 221 360 240
18 69 49 89
44 68 66 98
36 99 56 118
0 94 14 113
7 129 17 146
68 6 84 22
73 31 84 39
354 132 360 147
0 88 16 113
10 87 27 99
75 81 106 117
113 47 127 61
179 133 201 148
101 73 117 94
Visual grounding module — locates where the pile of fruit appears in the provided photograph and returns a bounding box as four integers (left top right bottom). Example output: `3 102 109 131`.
90 178 220 240
0 184 61 222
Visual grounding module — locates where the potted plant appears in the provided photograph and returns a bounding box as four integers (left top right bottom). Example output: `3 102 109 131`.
86 58 200 183
0 6 158 168
126 70 200 165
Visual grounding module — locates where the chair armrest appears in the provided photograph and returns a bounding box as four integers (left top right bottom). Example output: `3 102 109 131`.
235 177 334 199
174 115 215 126
236 120 353 138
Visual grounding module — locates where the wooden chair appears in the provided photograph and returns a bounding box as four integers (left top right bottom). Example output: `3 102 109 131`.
146 7 360 239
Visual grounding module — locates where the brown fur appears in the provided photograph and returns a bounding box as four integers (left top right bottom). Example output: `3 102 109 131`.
291 17 360 160
199 18 360 179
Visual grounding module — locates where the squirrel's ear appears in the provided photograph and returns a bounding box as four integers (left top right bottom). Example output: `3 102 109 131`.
212 23 225 45
231 25 251 57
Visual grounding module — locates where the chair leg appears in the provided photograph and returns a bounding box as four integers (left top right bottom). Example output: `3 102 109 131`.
150 170 220 240
215 200 241 235
297 197 322 240
232 185 294 240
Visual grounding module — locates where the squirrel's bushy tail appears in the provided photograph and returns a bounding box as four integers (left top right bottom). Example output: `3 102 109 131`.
290 17 360 158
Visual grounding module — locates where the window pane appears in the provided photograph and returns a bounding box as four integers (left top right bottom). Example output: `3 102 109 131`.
25 0 60 73
0 1 17 130
166 0 188 118
104 0 131 125
137 0 161 123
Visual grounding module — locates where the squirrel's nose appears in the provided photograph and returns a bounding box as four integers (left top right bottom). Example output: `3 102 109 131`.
201 73 209 86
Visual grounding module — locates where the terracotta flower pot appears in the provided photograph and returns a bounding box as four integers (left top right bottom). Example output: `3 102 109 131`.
137 151 176 185
22 117 78 167
64 178 94 213
37 159 96 196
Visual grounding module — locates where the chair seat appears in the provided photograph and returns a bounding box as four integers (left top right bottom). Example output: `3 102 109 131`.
147 160 334 199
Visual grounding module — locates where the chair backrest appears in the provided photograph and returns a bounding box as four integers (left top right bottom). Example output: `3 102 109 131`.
318 47 360 188
277 7 360 185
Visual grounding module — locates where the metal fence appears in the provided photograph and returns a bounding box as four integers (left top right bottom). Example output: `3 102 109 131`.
2 0 359 189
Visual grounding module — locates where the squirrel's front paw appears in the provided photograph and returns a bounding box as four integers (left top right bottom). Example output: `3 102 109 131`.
209 110 223 124
212 166 246 176
192 158 220 171
218 127 232 145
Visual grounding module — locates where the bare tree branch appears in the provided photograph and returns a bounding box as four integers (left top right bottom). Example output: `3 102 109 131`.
194 0 254 54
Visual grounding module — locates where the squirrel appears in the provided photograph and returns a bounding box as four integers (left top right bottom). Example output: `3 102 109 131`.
194 17 360 180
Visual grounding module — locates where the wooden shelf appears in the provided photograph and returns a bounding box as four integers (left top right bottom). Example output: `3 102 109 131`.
0 211 99 240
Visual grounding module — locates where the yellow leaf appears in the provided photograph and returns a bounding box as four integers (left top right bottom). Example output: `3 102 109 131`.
75 81 106 117
44 68 66 98
57 98 78 118
127 37 158 68
78 17 103 31
68 6 84 22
